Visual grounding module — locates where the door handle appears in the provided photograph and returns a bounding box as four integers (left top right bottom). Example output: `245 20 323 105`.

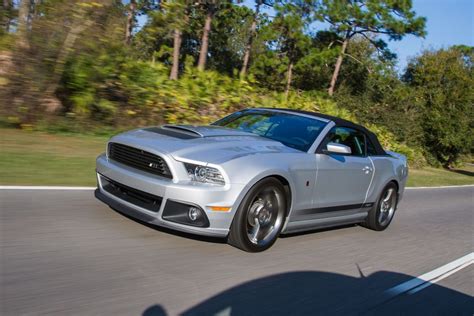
362 166 373 174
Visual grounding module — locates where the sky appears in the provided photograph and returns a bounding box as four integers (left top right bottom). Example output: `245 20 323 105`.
384 0 474 70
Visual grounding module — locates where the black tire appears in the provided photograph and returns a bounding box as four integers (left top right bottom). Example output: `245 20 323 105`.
228 177 287 252
362 182 398 231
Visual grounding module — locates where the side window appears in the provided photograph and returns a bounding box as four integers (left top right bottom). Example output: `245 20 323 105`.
366 137 378 156
322 126 366 156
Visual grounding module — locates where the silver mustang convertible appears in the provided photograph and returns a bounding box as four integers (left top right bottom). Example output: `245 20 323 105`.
95 108 408 252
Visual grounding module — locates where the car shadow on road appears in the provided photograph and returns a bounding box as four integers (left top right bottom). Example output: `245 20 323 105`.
142 270 473 316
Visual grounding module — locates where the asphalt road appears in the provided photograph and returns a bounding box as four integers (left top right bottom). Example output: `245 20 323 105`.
1 186 473 315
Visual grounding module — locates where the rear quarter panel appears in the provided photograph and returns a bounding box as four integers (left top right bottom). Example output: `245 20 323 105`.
367 155 408 203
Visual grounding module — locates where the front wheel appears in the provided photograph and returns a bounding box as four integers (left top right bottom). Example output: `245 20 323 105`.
228 178 287 252
362 182 398 231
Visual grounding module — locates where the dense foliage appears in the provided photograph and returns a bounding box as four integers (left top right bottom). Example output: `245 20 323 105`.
0 0 472 168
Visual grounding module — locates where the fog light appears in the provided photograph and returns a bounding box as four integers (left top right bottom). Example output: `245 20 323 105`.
188 207 201 221
162 200 209 227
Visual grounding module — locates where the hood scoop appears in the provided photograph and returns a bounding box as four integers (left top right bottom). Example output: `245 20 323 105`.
146 124 257 139
161 125 204 137
144 126 200 139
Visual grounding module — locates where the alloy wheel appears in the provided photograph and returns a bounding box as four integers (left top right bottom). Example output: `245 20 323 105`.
246 187 285 247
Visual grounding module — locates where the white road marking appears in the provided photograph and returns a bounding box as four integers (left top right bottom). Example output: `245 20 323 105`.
0 186 95 190
407 260 473 295
384 252 474 297
406 184 474 190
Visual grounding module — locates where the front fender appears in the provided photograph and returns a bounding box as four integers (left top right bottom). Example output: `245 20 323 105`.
226 169 295 233
222 152 317 224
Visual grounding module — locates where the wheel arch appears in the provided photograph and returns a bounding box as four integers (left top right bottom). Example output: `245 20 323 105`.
231 172 295 221
387 179 400 204
263 174 293 217
386 178 400 192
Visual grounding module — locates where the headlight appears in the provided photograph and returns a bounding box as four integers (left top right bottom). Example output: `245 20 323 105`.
184 163 225 185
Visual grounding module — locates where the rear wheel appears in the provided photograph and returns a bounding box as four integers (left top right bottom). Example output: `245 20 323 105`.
362 182 398 231
228 178 287 252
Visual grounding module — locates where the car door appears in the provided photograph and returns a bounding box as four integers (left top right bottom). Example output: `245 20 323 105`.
313 126 374 211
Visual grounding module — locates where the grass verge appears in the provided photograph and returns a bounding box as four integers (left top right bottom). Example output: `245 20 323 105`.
407 166 474 187
1 128 473 187
1 128 107 186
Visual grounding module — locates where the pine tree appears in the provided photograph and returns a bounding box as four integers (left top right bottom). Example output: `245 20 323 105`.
315 0 426 95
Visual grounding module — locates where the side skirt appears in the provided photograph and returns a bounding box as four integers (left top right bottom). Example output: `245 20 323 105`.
282 202 374 235
282 212 368 235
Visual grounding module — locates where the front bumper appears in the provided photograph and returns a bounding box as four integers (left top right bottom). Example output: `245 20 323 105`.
95 154 246 238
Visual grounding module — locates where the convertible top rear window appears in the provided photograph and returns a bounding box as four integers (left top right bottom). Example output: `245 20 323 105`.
212 110 327 151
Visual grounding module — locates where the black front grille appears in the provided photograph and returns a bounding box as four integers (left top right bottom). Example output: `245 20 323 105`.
100 175 163 212
108 142 172 179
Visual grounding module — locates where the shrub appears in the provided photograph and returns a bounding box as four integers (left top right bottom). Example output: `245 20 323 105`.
31 50 428 167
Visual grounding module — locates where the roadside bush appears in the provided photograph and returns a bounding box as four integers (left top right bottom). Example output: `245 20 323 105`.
403 48 474 168
13 46 426 167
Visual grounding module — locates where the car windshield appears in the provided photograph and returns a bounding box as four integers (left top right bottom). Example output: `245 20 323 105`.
212 110 328 151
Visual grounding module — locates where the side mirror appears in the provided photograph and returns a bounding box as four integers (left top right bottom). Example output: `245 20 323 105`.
324 142 352 155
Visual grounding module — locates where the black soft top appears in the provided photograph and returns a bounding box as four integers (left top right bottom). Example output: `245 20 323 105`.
260 108 387 156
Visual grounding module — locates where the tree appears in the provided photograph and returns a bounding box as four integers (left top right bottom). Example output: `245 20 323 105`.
125 0 160 45
292 30 340 91
125 0 137 45
1 0 14 32
402 47 473 167
206 4 255 75
197 1 217 71
168 1 189 80
42 3 102 112
240 0 273 77
270 2 311 97
16 0 31 48
5 0 118 117
196 1 234 71
333 39 424 147
315 0 426 95
169 22 184 80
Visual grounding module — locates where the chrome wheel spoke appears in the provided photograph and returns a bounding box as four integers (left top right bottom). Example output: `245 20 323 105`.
378 187 396 226
383 188 394 202
250 218 261 243
246 186 285 247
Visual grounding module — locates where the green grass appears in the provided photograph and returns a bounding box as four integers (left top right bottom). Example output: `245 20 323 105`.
0 128 107 186
1 127 473 187
407 165 474 187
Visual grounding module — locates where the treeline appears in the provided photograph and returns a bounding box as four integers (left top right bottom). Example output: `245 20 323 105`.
0 0 472 167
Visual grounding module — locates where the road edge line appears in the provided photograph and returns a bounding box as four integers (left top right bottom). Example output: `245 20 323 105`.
406 184 474 190
384 252 474 298
0 186 95 190
406 260 473 295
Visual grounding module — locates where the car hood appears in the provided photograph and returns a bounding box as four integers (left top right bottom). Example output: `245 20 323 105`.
110 125 299 164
